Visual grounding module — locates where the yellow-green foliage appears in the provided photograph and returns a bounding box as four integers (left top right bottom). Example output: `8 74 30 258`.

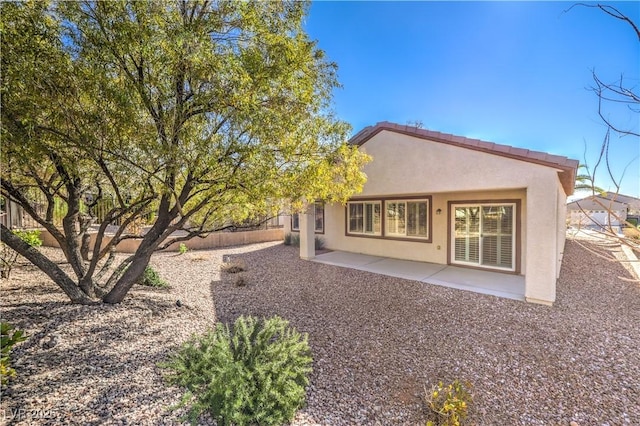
425 380 473 426
178 243 188 255
1 321 27 386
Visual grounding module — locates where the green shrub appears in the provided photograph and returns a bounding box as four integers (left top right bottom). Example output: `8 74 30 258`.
178 243 188 255
138 266 168 288
162 315 313 426
15 229 42 247
1 321 27 386
1 229 42 279
284 233 299 246
425 380 473 426
284 233 324 250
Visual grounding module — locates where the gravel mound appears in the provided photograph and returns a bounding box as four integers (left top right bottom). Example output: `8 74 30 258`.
1 237 638 425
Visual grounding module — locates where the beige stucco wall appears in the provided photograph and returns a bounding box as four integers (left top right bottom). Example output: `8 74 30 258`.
321 130 568 305
324 188 527 269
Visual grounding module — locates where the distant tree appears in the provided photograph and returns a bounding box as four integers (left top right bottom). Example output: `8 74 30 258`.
567 3 640 194
0 1 369 304
566 3 639 270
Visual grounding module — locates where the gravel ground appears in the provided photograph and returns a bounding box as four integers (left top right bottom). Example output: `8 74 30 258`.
1 236 639 425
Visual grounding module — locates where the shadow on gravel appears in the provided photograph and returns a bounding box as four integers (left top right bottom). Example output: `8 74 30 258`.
2 239 638 425
1 284 187 425
210 240 640 425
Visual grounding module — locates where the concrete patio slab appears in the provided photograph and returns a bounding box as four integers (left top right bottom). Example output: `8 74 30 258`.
313 250 525 301
426 266 525 301
361 258 447 280
313 251 383 267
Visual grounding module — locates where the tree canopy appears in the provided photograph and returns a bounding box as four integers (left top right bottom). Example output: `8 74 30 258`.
0 0 369 303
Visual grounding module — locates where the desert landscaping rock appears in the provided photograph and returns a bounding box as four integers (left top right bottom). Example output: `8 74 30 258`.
1 237 639 425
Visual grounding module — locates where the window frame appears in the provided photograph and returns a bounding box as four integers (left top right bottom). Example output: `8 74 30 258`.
314 201 325 234
290 201 324 234
385 198 430 240
447 199 521 274
345 195 432 243
346 200 382 236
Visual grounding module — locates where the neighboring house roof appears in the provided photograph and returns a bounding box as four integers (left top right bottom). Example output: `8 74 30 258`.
567 196 627 211
601 192 640 209
349 121 579 195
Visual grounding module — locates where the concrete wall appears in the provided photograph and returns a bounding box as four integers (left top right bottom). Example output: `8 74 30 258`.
322 130 569 305
40 228 284 253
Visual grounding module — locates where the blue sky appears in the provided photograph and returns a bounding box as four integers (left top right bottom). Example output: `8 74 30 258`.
304 1 640 198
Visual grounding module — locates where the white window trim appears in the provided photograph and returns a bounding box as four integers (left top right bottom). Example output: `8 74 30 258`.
347 201 382 236
385 199 430 239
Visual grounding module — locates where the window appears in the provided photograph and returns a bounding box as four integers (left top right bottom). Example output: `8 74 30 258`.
347 201 381 235
291 213 300 231
385 199 429 238
314 202 324 233
452 202 516 272
291 202 324 234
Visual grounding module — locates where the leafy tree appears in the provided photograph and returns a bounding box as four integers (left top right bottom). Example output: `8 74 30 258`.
1 1 369 304
0 229 42 279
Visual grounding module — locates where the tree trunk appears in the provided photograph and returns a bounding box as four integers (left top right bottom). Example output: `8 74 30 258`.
81 233 91 261
103 203 174 303
0 224 94 304
103 251 150 304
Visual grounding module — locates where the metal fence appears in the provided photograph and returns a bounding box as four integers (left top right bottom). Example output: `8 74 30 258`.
1 193 121 230
1 194 285 232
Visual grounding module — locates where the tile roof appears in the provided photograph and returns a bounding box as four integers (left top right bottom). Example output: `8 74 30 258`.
349 121 579 195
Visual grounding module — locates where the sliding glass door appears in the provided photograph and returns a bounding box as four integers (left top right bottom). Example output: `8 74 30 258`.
452 203 515 271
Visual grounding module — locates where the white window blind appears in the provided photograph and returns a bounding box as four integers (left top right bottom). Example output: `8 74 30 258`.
348 201 381 235
386 200 428 238
452 204 515 271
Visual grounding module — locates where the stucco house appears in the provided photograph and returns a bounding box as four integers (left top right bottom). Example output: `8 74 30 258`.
288 122 578 305
567 192 640 232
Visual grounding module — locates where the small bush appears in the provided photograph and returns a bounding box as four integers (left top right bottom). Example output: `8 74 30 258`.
1 229 42 279
161 315 313 426
179 243 188 255
283 233 324 250
425 380 473 426
283 233 299 246
221 258 246 274
234 274 247 287
138 266 168 288
1 321 27 386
